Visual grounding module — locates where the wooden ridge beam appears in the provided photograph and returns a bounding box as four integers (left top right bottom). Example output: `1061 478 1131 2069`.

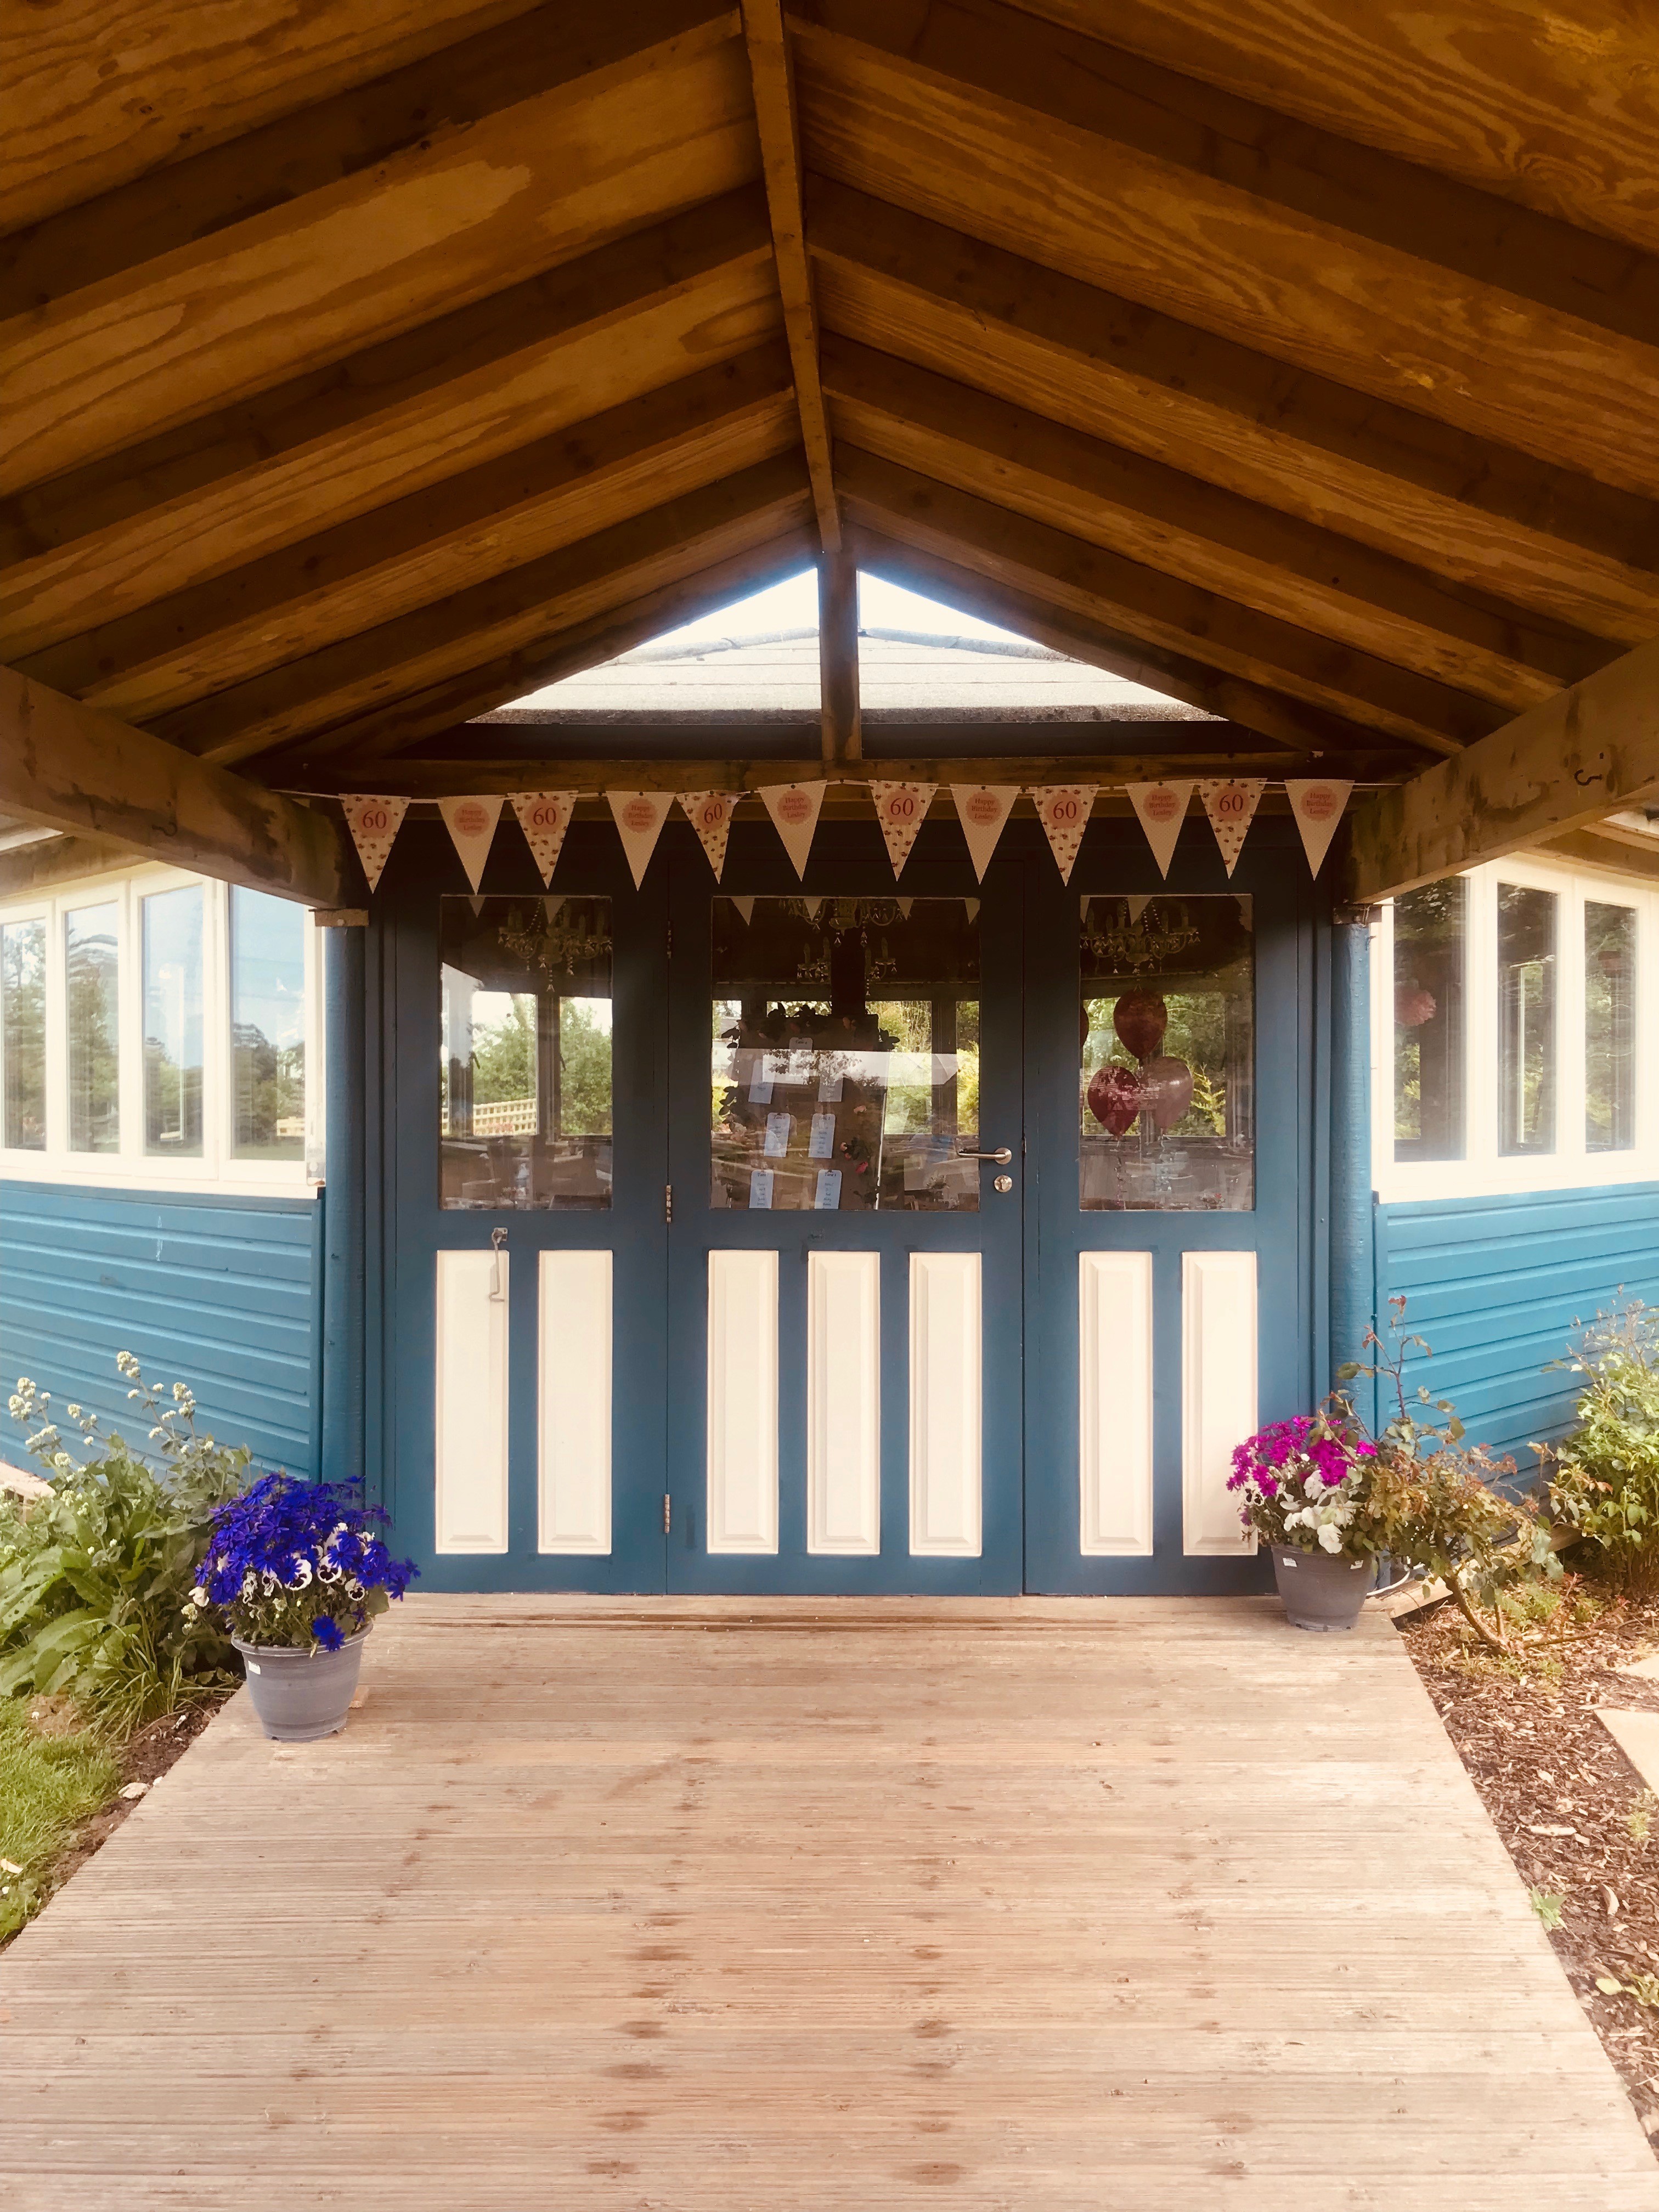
789 0 1659 501
822 332 1605 712
839 445 1491 755
22 343 797 724
0 190 777 661
0 667 351 906
807 179 1659 646
0 16 758 494
1346 636 1659 901
153 455 812 767
740 0 839 548
818 545 860 761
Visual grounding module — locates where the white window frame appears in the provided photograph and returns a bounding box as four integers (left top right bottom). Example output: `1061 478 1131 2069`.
0 861 322 1198
1371 851 1659 1203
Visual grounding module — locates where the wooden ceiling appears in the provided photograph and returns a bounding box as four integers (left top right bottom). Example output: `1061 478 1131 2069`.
6 0 1659 877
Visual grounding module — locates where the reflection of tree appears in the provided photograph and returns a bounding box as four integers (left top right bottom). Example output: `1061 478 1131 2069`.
1586 901 1635 1150
232 1020 304 1155
468 995 612 1135
66 939 119 1150
144 1036 202 1148
1 923 46 1148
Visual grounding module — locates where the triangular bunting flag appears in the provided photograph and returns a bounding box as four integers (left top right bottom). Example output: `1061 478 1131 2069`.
544 896 565 922
1029 786 1097 884
607 791 673 889
896 897 913 919
1126 782 1194 879
731 896 755 926
680 791 741 881
438 794 503 894
510 792 577 885
868 781 935 877
950 784 1019 883
339 795 409 894
803 895 825 923
1127 894 1152 924
964 899 979 923
759 781 826 879
1199 778 1266 877
1285 778 1353 877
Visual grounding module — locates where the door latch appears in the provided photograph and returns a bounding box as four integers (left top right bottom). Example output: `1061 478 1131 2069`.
664 1183 674 1224
489 1225 507 1301
663 1493 672 1535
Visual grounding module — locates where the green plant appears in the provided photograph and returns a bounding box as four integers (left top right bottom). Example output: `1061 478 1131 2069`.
1544 1300 1659 1598
1530 1888 1566 1930
1 1357 250 1734
1629 1791 1656 1845
0 1698 119 1943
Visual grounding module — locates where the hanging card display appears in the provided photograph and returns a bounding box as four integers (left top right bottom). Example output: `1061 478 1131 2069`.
949 784 1019 882
607 790 673 888
509 792 577 885
759 781 826 879
868 780 936 877
437 794 503 893
1125 781 1194 879
680 790 741 879
339 795 409 893
1199 778 1266 877
1285 778 1354 877
1029 785 1097 883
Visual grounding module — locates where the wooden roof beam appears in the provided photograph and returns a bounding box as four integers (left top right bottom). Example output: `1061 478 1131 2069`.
740 0 839 551
1347 637 1659 901
818 545 860 761
0 667 350 906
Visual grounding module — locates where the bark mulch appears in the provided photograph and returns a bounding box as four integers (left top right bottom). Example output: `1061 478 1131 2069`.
1398 1584 1659 2144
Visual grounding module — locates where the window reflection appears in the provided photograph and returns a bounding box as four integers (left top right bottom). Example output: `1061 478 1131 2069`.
710 897 980 1211
65 902 119 1153
1393 878 1466 1162
1497 883 1556 1155
1 919 46 1152
1080 896 1253 1211
143 887 203 1156
439 896 612 1209
230 888 305 1159
1585 900 1636 1153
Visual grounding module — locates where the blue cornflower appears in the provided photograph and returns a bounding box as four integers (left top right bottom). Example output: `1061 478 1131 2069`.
311 1615 346 1652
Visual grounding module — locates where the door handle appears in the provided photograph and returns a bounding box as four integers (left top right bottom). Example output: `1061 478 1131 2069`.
489 1225 507 1302
957 1147 1013 1165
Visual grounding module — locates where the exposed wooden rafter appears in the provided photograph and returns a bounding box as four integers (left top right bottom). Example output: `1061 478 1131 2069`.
817 544 860 761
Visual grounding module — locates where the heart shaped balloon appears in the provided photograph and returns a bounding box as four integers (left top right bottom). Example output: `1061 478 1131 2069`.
1086 1063 1143 1137
1112 989 1167 1064
1140 1054 1193 1132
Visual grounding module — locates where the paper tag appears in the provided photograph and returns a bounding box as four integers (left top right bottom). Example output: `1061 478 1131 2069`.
814 1170 842 1210
747 1057 774 1105
868 781 936 878
1029 785 1097 884
748 1169 775 1210
510 792 576 885
437 794 502 894
1126 782 1195 879
760 782 827 879
1285 778 1353 877
809 1110 836 1160
763 1112 793 1158
1199 778 1266 877
340 794 409 894
607 790 673 888
817 1071 844 1103
950 785 1019 882
679 790 741 880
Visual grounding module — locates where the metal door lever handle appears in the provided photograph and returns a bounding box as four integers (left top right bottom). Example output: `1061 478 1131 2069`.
957 1147 1013 1165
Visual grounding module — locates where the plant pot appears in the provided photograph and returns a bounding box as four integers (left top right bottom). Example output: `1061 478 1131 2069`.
1267 1544 1373 1633
232 1627 368 1741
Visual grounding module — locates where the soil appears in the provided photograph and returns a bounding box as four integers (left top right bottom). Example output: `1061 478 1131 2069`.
23 1696 227 1907
1398 1585 1659 2145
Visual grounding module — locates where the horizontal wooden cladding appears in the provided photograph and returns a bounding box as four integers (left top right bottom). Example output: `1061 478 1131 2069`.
24 343 798 724
808 180 1659 645
849 525 1393 766
165 456 814 766
791 3 1659 501
838 445 1492 755
0 0 547 233
1010 0 1659 263
1347 634 1659 902
822 333 1602 711
0 191 778 661
0 667 351 905
0 21 760 496
0 0 740 316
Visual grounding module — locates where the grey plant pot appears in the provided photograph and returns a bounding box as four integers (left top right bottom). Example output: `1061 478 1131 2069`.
232 1627 368 1741
1267 1544 1374 1633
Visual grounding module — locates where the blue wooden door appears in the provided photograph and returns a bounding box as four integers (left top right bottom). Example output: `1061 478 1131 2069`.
1022 819 1312 1593
663 826 1024 1593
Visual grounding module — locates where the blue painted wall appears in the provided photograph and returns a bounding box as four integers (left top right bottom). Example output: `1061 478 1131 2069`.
1376 1184 1659 1466
0 1181 321 1479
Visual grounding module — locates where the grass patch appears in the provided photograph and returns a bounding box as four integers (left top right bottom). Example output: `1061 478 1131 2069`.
0 1697 119 1943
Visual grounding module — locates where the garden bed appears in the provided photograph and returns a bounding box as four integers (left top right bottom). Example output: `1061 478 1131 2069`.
1398 1585 1659 2143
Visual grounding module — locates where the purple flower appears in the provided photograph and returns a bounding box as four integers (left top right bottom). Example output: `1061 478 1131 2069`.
311 1614 345 1652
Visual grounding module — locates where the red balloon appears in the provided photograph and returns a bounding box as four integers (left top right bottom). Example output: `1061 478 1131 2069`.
1087 1063 1143 1137
1112 989 1167 1064
1141 1054 1193 1133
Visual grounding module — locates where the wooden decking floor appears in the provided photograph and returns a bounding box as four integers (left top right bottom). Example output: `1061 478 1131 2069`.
3 1594 1656 2209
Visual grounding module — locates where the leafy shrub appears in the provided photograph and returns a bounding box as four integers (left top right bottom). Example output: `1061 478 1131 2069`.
1 1358 249 1734
1545 1300 1659 1597
192 1474 415 1651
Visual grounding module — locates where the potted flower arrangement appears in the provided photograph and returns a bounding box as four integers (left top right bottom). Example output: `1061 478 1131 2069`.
1228 1412 1380 1630
189 1475 416 1741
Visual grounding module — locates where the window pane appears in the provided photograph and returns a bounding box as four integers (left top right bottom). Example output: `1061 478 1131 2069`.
1497 882 1557 1156
439 896 612 1209
1586 900 1637 1153
143 886 204 1156
1 919 46 1151
1393 878 1466 1162
230 888 306 1159
710 896 981 1212
65 902 120 1153
1080 896 1254 1211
